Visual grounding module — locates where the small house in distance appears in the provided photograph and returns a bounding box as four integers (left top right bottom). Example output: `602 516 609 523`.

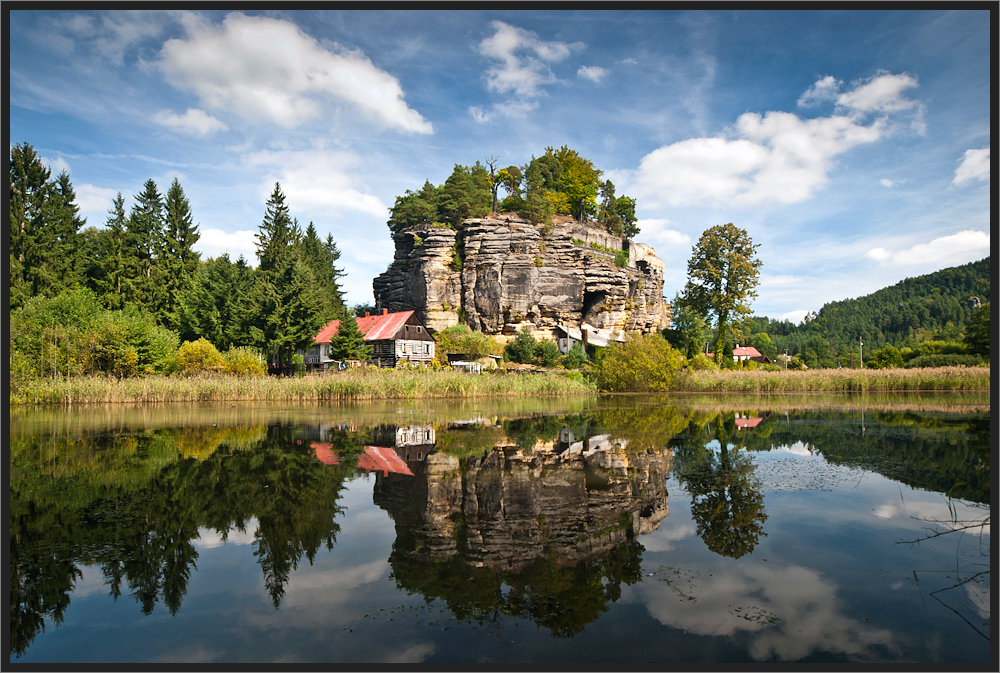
303 309 435 370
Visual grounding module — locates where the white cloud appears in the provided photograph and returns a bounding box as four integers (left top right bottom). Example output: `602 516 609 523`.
880 178 895 188
780 309 810 324
629 72 919 208
953 147 990 185
245 147 388 218
577 65 607 84
152 107 228 136
45 10 170 64
477 21 573 99
637 218 691 248
75 183 120 224
196 227 259 263
467 99 539 124
836 71 919 114
40 154 71 177
159 12 432 133
797 75 841 107
863 229 990 266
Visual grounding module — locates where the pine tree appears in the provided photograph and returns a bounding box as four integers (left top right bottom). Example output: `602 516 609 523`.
9 142 55 308
160 178 201 328
256 183 297 273
123 179 165 312
329 313 371 360
49 170 86 287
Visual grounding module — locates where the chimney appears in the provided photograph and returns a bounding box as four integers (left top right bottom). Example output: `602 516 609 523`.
382 308 388 315
365 312 370 318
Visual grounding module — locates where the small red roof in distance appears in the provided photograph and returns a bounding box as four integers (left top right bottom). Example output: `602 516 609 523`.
314 311 417 344
311 442 340 465
733 346 763 357
735 417 764 429
358 446 415 476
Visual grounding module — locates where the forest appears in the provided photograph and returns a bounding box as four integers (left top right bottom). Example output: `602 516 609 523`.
387 146 639 238
9 142 347 381
668 257 991 369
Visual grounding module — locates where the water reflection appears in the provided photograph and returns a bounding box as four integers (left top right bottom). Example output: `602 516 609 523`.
8 397 990 663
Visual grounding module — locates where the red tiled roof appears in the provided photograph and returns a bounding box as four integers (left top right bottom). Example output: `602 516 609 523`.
733 346 763 357
735 417 763 429
314 310 417 344
358 446 415 476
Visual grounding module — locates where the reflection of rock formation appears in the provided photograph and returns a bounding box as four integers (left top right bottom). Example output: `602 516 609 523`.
373 438 672 571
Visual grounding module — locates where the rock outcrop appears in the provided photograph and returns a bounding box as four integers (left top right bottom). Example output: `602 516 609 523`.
373 215 671 339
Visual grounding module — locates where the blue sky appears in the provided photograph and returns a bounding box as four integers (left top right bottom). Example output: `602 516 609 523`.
8 9 992 322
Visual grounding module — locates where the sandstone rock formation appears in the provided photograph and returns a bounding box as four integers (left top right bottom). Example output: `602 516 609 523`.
373 215 671 339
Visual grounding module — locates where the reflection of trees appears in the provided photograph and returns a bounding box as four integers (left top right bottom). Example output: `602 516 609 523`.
673 413 767 559
8 425 354 655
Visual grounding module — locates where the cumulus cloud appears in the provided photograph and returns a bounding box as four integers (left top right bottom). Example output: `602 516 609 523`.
152 107 228 136
630 71 921 208
864 229 990 266
245 147 387 218
797 75 841 107
953 147 990 185
477 21 573 99
636 218 691 248
577 65 607 84
196 227 259 263
159 12 432 133
74 183 121 224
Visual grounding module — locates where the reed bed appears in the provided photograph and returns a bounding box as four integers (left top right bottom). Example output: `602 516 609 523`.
9 368 597 406
674 365 991 393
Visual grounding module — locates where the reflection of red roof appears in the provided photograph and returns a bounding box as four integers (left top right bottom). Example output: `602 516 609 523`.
735 416 764 429
358 446 415 476
311 442 340 465
314 311 417 344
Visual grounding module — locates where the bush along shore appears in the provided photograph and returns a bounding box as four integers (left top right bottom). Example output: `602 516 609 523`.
9 364 989 406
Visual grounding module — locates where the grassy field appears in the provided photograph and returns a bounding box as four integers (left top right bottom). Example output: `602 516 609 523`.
8 365 989 406
9 368 596 405
674 365 991 392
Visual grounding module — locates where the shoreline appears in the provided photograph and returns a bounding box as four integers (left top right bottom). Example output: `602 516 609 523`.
8 365 989 406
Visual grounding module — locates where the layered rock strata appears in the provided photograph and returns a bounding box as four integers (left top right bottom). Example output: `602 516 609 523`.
373 215 670 339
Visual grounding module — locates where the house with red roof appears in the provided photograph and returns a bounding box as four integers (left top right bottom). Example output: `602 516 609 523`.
302 309 435 370
706 345 772 365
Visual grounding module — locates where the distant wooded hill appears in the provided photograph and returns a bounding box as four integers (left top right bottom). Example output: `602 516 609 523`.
746 257 991 363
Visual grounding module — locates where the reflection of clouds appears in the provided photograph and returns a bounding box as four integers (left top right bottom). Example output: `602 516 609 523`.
280 560 390 608
774 441 814 457
383 643 435 663
640 519 697 552
633 563 898 662
72 564 109 598
195 519 258 549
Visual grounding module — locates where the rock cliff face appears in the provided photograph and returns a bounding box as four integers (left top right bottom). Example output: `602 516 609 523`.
373 215 670 339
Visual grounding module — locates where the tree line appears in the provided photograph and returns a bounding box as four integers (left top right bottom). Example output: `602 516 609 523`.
9 142 348 381
386 146 639 238
662 220 990 369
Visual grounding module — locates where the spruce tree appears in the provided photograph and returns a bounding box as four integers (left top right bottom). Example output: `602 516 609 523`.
329 313 370 360
9 142 54 308
160 178 201 328
123 179 165 312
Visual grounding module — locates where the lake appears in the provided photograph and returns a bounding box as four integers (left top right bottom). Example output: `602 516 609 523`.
8 394 991 666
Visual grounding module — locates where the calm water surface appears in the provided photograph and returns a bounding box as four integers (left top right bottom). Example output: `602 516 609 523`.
8 394 991 666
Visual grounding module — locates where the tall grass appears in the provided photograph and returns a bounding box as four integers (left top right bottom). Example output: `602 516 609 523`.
10 369 597 406
674 365 990 393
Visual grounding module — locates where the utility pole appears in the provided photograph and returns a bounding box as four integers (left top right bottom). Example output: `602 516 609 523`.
859 337 864 369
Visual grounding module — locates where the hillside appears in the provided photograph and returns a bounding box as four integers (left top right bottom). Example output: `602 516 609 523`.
750 257 991 358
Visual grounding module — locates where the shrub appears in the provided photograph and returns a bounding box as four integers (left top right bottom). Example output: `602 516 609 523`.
686 353 718 371
434 324 502 366
592 333 683 392
904 353 984 368
224 346 267 377
534 340 562 367
177 338 226 373
565 342 588 369
506 327 537 364
867 345 904 369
